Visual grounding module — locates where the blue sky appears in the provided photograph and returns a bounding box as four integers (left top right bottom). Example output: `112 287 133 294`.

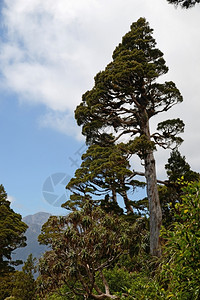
0 93 83 216
0 0 200 217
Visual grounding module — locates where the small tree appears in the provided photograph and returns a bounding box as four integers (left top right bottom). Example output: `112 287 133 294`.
64 141 145 215
159 150 199 227
165 150 199 183
11 254 36 300
75 18 184 256
159 182 200 299
38 202 138 299
0 184 28 274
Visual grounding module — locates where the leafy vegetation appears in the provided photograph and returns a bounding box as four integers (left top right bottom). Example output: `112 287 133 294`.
10 254 37 300
1 13 200 300
0 186 38 300
0 184 28 275
37 202 145 299
35 180 200 299
159 150 200 228
159 182 200 299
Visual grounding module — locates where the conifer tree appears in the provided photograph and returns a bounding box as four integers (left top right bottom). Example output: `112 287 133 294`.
165 150 199 183
75 18 184 256
0 184 28 274
64 141 145 215
159 150 199 227
11 254 36 300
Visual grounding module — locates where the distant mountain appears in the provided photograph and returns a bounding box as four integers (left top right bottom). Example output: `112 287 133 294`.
12 212 51 269
23 211 51 226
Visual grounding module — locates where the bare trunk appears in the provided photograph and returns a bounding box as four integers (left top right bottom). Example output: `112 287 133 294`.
91 293 119 299
101 271 110 295
143 119 162 257
112 187 117 203
121 189 134 214
90 271 119 299
144 151 162 257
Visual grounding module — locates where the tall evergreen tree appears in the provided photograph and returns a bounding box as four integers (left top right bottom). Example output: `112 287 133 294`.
75 18 184 256
0 184 28 274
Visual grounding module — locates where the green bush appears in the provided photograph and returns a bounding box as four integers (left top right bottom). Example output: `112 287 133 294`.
159 181 200 299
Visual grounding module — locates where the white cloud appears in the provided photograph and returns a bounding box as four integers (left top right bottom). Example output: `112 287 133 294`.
0 0 97 111
39 111 84 141
0 0 200 174
7 195 16 204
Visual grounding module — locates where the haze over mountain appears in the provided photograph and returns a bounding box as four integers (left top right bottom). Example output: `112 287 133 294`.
12 212 51 269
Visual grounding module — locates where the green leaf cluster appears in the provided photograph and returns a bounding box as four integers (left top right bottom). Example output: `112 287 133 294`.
10 254 36 300
0 184 28 275
75 18 183 148
159 182 200 299
63 141 147 215
37 203 142 299
159 150 200 227
0 254 36 300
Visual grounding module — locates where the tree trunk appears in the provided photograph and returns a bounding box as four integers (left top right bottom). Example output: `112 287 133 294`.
111 187 117 203
91 293 119 299
120 189 134 214
90 271 119 299
144 151 162 257
143 118 162 257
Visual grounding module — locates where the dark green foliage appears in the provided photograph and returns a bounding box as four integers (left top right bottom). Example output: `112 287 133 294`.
155 118 184 149
100 194 124 216
11 254 36 300
127 135 156 160
39 285 83 300
37 182 200 299
165 150 199 183
104 182 200 300
38 202 141 299
65 142 132 195
116 271 166 300
100 267 133 295
0 255 36 300
159 150 199 227
64 141 145 214
0 272 15 300
167 0 200 8
75 18 183 147
159 182 200 299
0 184 28 275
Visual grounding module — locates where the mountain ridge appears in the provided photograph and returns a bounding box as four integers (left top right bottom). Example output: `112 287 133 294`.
12 211 51 269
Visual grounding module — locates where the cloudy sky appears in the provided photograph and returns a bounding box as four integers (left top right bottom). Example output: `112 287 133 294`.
0 0 200 217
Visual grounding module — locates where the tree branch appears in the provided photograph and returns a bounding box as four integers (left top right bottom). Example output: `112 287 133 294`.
131 170 169 185
100 270 110 295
